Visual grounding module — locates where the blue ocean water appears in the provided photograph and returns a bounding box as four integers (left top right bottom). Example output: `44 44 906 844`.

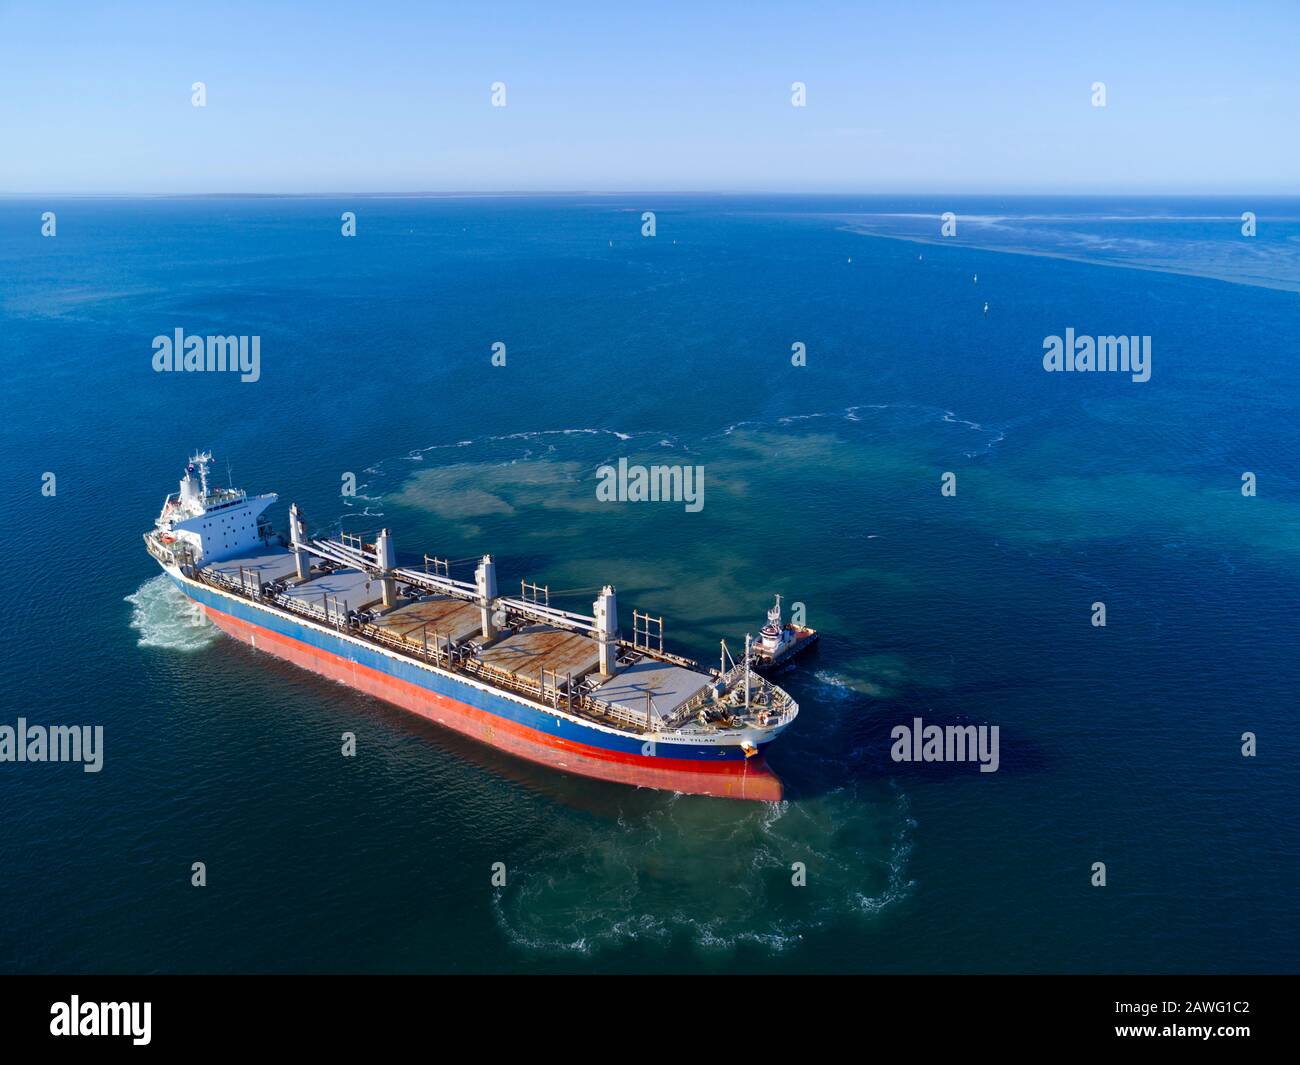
1 194 1297 973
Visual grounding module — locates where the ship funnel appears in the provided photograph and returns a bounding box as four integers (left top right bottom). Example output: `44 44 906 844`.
476 555 499 639
179 469 199 507
594 585 619 678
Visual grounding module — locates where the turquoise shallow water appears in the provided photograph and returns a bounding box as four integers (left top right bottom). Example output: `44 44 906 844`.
1 195 1297 972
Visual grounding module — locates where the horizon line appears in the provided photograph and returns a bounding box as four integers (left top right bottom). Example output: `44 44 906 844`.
2 189 1296 200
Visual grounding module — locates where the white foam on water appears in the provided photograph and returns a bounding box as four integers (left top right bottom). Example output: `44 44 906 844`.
852 787 919 916
125 574 218 652
812 671 864 700
723 403 1005 454
490 785 916 958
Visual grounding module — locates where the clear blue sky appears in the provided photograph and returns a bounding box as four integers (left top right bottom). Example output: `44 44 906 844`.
1 0 1296 194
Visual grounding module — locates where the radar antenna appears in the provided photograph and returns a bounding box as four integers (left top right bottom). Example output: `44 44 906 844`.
767 594 783 626
188 450 213 498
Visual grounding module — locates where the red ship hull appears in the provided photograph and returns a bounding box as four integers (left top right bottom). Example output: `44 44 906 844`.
203 602 784 802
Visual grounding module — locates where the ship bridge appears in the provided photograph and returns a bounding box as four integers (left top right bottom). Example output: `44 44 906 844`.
147 452 277 565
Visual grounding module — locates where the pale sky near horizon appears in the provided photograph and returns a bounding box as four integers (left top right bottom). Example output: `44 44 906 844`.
1 0 1296 195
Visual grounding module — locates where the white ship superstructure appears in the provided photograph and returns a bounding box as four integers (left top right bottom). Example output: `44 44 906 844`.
150 452 278 565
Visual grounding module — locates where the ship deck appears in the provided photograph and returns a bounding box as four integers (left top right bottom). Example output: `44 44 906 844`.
206 549 383 614
591 660 713 720
477 624 602 681
368 596 483 647
189 536 795 739
280 567 379 610
206 546 299 585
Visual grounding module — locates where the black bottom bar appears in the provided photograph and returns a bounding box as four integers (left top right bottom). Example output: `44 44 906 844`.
0 974 1291 1051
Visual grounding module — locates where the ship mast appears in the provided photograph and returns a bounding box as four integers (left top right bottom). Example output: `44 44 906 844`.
190 450 213 500
743 632 751 710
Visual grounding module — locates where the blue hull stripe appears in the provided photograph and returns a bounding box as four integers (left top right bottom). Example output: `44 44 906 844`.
179 577 762 763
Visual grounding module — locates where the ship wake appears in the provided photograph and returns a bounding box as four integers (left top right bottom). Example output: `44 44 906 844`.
490 785 916 957
125 574 218 652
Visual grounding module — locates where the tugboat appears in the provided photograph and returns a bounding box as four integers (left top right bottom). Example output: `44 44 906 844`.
749 595 819 674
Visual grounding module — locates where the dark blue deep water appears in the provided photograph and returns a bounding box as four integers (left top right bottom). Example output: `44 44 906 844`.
1 195 1297 973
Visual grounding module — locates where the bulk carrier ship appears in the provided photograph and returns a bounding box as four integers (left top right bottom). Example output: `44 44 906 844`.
144 453 799 800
